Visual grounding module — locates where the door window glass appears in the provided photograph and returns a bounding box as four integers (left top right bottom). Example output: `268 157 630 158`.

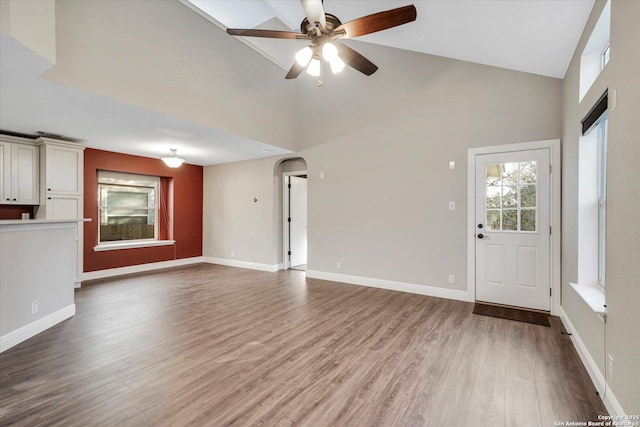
486 161 537 232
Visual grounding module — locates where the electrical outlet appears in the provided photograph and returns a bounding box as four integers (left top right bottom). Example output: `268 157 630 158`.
231 250 234 258
320 171 325 179
608 354 614 380
448 275 455 284
336 262 341 269
31 301 38 314
449 201 456 211
22 213 30 220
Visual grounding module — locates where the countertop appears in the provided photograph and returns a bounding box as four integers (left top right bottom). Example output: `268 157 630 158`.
0 218 91 225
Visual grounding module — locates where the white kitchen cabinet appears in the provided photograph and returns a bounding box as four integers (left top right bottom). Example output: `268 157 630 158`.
42 143 83 195
44 195 82 220
36 138 85 286
0 139 40 205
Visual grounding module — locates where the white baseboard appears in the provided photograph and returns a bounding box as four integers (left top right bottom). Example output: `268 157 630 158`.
306 270 471 302
557 306 626 416
1 304 76 353
82 257 204 281
203 257 280 272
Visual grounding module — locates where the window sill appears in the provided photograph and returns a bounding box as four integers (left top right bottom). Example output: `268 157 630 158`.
569 282 606 315
94 240 175 252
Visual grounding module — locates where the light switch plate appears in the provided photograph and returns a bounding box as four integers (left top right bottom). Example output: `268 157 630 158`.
449 161 455 170
449 202 455 211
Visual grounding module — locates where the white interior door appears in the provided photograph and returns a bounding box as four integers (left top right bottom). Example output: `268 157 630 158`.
289 176 307 268
475 149 551 311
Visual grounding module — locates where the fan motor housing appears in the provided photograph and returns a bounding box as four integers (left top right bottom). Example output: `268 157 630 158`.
300 13 342 35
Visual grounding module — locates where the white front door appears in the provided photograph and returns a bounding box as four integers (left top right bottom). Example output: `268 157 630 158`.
475 149 551 311
289 176 307 267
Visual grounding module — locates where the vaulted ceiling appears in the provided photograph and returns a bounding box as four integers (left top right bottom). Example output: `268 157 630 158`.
187 0 594 78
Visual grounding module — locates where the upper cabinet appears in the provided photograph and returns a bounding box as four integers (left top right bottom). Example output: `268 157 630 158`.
41 140 84 196
0 138 40 205
36 138 85 217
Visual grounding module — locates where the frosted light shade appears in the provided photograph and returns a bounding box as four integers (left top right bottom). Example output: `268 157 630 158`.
295 47 313 66
330 57 345 74
161 149 185 168
322 43 338 61
306 58 321 76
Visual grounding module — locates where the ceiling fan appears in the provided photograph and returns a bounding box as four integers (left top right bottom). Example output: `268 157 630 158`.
226 0 417 79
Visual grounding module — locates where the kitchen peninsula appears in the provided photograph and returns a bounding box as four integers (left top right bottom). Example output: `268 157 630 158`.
0 218 88 352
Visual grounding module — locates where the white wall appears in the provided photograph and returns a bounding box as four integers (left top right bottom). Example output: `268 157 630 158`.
203 157 282 268
0 222 76 351
42 0 298 152
561 0 640 414
296 46 561 291
204 43 562 293
0 0 56 65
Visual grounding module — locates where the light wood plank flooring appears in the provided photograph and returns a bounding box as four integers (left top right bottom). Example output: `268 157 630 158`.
0 264 606 426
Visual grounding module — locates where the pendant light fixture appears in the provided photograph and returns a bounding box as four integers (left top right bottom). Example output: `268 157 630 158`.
161 148 185 168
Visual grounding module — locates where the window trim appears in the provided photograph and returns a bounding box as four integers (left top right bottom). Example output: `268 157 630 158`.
601 44 610 70
596 117 607 288
93 239 175 252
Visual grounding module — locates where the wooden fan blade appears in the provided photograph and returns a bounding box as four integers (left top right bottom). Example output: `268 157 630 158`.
285 61 306 79
226 29 304 39
335 43 378 76
301 0 326 28
334 5 417 39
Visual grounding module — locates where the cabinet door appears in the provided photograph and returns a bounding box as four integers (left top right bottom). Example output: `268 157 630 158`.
47 196 83 284
11 144 39 204
47 196 81 219
0 142 9 204
46 145 82 194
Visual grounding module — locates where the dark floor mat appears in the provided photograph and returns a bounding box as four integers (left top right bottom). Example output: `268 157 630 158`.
473 303 550 327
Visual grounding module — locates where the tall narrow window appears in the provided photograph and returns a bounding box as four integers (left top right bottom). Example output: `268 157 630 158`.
579 1 610 101
579 92 608 288
98 171 159 244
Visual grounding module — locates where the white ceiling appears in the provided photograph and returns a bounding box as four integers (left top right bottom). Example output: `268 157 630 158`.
187 0 595 79
0 0 594 167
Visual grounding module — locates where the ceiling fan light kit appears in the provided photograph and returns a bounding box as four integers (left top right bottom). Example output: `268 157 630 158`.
226 1 417 80
307 57 321 76
295 46 313 66
322 42 338 61
329 56 345 74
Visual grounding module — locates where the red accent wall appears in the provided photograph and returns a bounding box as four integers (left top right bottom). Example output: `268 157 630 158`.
0 205 36 219
84 148 203 272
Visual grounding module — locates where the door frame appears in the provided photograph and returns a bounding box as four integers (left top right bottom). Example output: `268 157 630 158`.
282 170 307 270
467 139 561 314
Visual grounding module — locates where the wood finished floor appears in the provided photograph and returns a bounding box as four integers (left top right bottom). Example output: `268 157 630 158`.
0 264 606 426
